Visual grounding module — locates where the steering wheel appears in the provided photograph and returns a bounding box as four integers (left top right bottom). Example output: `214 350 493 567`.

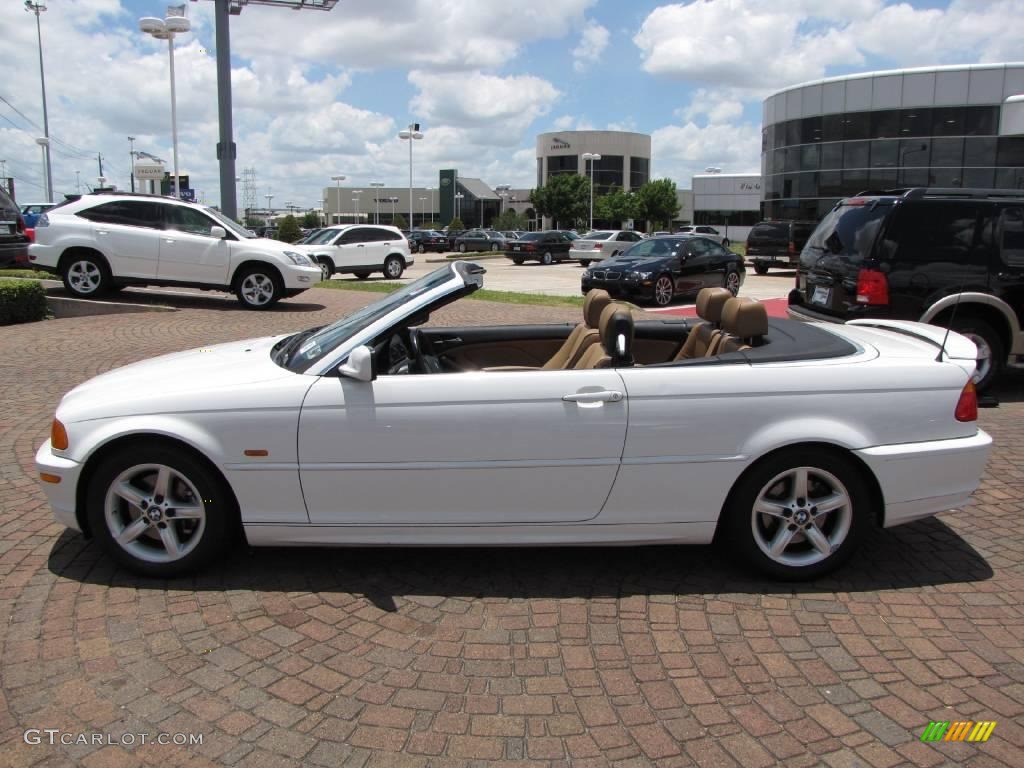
403 327 429 374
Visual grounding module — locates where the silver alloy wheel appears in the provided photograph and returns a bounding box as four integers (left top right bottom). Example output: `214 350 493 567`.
750 466 852 567
385 257 403 278
654 275 673 306
103 463 207 564
240 272 275 306
960 331 992 385
542 252 553 265
68 260 102 294
726 270 740 295
317 259 331 281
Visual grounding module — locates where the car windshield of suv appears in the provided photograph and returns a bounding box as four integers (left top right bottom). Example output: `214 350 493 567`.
305 228 342 245
800 202 890 268
581 231 613 240
750 223 788 240
204 207 257 239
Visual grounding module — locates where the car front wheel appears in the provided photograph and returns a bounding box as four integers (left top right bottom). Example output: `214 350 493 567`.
724 448 870 580
458 243 466 253
722 238 731 248
315 257 334 281
62 253 110 297
235 266 282 309
383 255 405 279
724 268 741 296
87 445 231 577
652 274 674 307
580 260 592 267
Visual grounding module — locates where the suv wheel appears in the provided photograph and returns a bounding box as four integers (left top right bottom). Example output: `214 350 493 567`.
541 251 554 265
753 261 769 276
722 238 731 249
383 255 405 279
948 317 1003 392
315 257 334 281
235 266 282 309
63 253 110 297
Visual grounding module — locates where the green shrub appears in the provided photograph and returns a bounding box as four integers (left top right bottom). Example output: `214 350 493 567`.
0 279 48 325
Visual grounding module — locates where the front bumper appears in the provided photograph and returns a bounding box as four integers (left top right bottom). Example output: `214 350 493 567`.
281 263 323 290
581 276 654 301
35 440 83 532
854 429 992 528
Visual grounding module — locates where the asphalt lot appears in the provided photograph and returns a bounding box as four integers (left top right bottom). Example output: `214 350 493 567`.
1 283 1023 767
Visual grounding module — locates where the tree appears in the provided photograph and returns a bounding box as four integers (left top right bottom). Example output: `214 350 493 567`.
301 211 320 228
275 214 302 243
391 212 408 230
594 186 638 228
448 216 465 231
634 179 681 230
492 209 529 231
530 174 590 229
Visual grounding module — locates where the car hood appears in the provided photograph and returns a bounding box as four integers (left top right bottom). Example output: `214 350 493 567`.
56 335 302 423
594 256 665 271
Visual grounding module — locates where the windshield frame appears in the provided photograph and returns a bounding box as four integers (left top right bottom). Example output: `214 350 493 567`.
203 207 257 239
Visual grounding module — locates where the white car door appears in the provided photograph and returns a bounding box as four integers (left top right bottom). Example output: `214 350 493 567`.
80 200 162 278
298 368 628 525
156 204 231 284
332 227 381 269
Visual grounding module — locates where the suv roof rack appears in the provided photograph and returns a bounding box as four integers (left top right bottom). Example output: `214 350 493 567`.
853 187 1024 201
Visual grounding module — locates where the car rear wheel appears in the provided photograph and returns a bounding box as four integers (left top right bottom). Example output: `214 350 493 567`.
724 268 741 296
315 257 334 281
722 238 731 248
234 266 282 309
753 261 769 276
511 257 524 265
87 445 231 577
417 244 426 254
458 243 466 253
580 259 592 267
947 317 1003 392
541 251 553 265
491 243 499 251
353 271 371 280
383 255 405 279
724 448 870 580
652 274 674 307
62 253 110 298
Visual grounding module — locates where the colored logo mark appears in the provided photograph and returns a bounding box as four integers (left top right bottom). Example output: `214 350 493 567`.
921 721 996 742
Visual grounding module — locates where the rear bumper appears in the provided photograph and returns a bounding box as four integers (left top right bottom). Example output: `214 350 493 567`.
854 430 992 528
35 440 83 533
0 240 30 268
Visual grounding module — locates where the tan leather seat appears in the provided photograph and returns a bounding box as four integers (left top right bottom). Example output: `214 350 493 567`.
673 287 733 361
717 297 768 353
542 289 611 370
574 303 635 369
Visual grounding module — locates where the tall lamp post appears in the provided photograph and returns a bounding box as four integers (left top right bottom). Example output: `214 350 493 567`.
139 13 191 199
582 153 601 231
25 1 53 203
330 175 346 224
264 193 273 224
369 181 384 224
127 136 136 193
454 192 464 222
398 123 423 231
418 197 427 228
388 196 398 224
351 190 362 224
34 137 49 197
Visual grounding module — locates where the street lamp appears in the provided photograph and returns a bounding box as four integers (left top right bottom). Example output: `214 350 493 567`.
34 137 50 198
388 196 398 224
264 193 273 223
25 2 53 203
454 192 464 221
398 122 423 231
369 181 384 224
582 153 601 231
330 174 346 224
351 190 362 224
139 12 191 199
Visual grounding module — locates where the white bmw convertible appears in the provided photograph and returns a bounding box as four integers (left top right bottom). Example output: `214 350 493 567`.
36 261 991 580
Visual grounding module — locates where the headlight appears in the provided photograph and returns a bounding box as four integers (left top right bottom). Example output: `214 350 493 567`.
627 271 652 280
283 251 311 266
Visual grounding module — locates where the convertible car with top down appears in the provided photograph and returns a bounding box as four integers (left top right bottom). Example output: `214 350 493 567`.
35 261 991 580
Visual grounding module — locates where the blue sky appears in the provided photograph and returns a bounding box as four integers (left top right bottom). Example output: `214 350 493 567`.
1 0 1020 209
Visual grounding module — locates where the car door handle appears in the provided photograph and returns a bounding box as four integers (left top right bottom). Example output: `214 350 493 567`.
356 244 365 247
562 390 623 403
163 238 175 244
96 230 109 235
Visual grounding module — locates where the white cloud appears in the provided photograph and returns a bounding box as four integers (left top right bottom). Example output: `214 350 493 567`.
572 20 610 72
651 120 762 185
679 89 744 124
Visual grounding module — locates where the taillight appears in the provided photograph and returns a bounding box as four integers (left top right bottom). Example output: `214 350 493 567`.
788 241 796 254
26 228 35 243
525 244 535 251
856 268 888 305
51 419 69 450
955 380 978 422
593 243 602 250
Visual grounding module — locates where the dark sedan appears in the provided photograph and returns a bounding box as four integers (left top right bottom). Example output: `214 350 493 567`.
581 235 744 307
505 230 575 265
453 229 507 253
0 186 30 268
408 230 448 253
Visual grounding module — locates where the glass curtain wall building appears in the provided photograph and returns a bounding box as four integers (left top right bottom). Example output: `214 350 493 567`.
761 63 1024 220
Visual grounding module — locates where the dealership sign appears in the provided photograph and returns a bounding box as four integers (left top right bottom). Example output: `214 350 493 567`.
134 163 165 180
550 137 571 150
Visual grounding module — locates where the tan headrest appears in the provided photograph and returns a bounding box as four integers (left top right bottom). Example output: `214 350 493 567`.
721 297 768 340
598 303 635 364
695 287 733 324
583 289 612 328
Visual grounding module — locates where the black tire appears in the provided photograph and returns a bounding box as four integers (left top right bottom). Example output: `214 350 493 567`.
541 251 554 265
86 444 231 577
753 261 769 276
458 243 466 253
353 271 371 280
722 238 731 248
383 255 405 279
724 268 741 296
946 317 1004 392
652 274 674 307
417 244 426 254
491 243 499 251
62 252 112 298
580 260 592 267
722 447 871 580
315 257 334 281
234 265 283 309
511 257 525 265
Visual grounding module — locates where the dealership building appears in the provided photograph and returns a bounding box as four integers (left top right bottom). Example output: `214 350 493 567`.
536 130 651 195
761 62 1024 220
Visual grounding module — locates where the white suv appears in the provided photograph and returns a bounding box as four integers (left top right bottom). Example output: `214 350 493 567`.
295 224 413 281
29 193 323 309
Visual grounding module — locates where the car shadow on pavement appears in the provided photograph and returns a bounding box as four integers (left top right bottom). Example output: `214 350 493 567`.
47 286 326 313
47 516 993 612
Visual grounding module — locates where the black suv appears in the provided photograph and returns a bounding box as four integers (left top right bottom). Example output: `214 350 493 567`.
0 186 30 268
788 188 1024 390
747 220 816 275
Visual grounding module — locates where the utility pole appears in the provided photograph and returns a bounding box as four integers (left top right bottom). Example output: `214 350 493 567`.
128 136 136 192
26 2 53 203
213 0 237 217
97 153 103 178
75 170 80 193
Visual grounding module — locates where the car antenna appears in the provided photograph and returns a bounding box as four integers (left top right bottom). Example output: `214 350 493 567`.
935 280 966 363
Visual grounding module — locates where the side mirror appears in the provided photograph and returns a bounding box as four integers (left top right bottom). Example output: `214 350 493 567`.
210 226 227 239
338 345 377 382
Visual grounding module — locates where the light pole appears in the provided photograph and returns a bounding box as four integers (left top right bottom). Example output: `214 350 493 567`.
370 181 384 224
35 137 49 198
398 122 423 231
330 174 345 225
351 190 362 224
425 186 434 227
582 153 601 231
139 13 191 199
128 136 136 193
74 170 80 193
418 197 427 228
455 192 464 221
388 196 398 224
264 193 273 224
25 2 53 203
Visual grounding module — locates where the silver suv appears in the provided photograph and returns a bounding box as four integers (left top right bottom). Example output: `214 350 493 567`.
28 193 322 309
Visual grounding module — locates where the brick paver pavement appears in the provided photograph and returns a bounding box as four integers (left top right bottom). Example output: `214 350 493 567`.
1 286 1022 767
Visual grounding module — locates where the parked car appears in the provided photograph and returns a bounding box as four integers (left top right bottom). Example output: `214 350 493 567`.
0 186 30 268
453 229 507 253
788 187 1024 391
20 202 54 229
35 261 991 580
747 220 817 274
506 230 575 264
292 224 413 280
407 230 448 253
678 225 731 247
27 193 322 309
297 228 323 244
570 230 646 266
583 235 744 307
445 229 465 250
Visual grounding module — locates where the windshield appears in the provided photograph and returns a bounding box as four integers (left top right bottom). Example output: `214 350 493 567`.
800 201 891 269
518 232 545 241
204 207 256 239
305 228 342 245
280 264 464 373
581 231 613 240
